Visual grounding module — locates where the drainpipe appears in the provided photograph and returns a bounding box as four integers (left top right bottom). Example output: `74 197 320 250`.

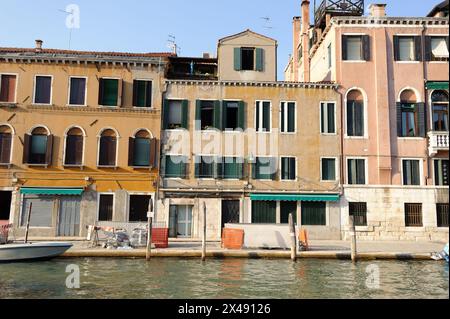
421 25 431 185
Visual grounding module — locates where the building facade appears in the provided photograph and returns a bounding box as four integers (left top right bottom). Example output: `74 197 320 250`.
0 42 171 238
285 0 449 241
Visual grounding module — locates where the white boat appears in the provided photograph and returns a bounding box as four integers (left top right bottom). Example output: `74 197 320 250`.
0 242 72 263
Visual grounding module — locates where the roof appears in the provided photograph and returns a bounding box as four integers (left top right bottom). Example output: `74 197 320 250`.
218 29 277 44
427 0 449 17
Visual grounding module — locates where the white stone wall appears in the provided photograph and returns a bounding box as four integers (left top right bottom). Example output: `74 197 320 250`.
341 186 449 242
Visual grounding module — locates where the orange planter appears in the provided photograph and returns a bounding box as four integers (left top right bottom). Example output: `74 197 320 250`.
222 228 245 250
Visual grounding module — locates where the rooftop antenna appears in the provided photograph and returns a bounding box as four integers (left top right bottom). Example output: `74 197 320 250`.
167 34 181 55
260 17 273 29
58 8 74 50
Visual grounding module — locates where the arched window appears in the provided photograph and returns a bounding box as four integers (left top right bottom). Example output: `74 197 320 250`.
431 90 449 132
0 125 13 164
346 89 365 137
398 89 425 138
129 129 156 168
24 126 52 165
98 129 117 167
64 127 84 166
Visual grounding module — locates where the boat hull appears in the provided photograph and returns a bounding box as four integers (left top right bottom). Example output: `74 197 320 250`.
0 242 73 263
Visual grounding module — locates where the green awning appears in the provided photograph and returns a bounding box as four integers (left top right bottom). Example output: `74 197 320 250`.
426 82 449 90
250 194 340 202
20 188 84 195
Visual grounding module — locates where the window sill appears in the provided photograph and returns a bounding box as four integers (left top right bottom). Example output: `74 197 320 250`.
63 164 84 169
0 102 17 107
395 61 420 64
97 165 118 169
321 133 337 136
321 180 339 183
256 131 272 134
196 178 215 181
344 136 368 140
0 163 12 167
98 105 119 108
32 103 53 106
280 132 297 135
428 61 449 64
131 166 152 170
222 178 242 181
342 60 367 63
398 137 425 140
164 177 185 180
164 128 185 132
280 179 297 182
67 104 87 107
133 106 153 110
26 163 49 168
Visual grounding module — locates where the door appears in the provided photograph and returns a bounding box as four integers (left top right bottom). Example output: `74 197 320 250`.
221 200 240 230
129 195 151 222
280 201 297 224
58 196 81 237
0 191 12 221
169 205 193 238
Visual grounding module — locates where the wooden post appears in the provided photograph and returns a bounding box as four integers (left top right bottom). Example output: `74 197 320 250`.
202 202 206 261
146 198 154 261
289 213 297 262
24 203 32 244
349 215 357 263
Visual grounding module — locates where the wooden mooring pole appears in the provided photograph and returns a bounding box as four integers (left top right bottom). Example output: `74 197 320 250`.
146 198 154 261
349 215 357 263
289 213 297 262
202 202 207 262
24 203 32 244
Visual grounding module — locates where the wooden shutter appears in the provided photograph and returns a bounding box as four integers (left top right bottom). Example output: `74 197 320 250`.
181 100 189 129
195 100 202 130
132 80 139 107
417 102 426 137
342 35 348 60
146 81 152 107
128 137 135 166
194 156 201 178
162 99 169 129
393 36 400 61
213 100 222 130
255 48 264 71
424 36 432 61
281 103 285 132
119 79 124 107
234 47 242 71
75 136 84 165
215 157 223 179
0 134 11 164
45 134 53 165
222 102 228 130
149 138 158 168
22 134 30 164
363 35 371 61
397 102 403 137
414 36 422 61
98 78 104 105
238 101 245 130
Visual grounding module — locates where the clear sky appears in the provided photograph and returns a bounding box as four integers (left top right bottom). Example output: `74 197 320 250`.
0 0 444 79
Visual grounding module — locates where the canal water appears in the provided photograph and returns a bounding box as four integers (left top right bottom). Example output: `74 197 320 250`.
0 258 448 299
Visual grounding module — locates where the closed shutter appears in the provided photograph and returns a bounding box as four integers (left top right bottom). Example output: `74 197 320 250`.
21 195 54 227
215 157 223 179
425 36 432 61
414 36 422 61
181 100 189 129
397 102 403 137
263 102 271 131
213 100 222 130
195 100 202 130
194 156 201 178
255 102 260 131
22 134 30 164
355 102 364 136
327 103 335 133
149 138 158 168
234 47 242 71
45 134 53 165
65 135 83 165
357 159 365 184
363 35 371 61
342 35 348 60
252 201 276 224
162 99 169 129
288 103 296 132
132 80 139 107
238 101 245 130
255 48 264 71
128 137 135 166
347 102 354 136
417 102 426 137
119 79 124 107
280 102 285 132
393 36 400 61
98 78 104 105
301 202 326 226
0 134 12 164
145 81 152 107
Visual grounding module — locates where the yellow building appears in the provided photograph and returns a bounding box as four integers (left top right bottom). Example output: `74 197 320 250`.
0 41 172 239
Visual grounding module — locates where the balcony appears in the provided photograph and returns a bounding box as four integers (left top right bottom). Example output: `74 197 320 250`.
428 131 449 156
314 0 364 29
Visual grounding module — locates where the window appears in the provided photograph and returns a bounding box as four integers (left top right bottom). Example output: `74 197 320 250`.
394 36 422 61
281 157 296 181
425 36 449 61
98 194 114 222
21 195 53 227
163 99 188 130
222 157 244 180
301 202 326 226
234 47 264 71
195 156 218 179
347 158 366 185
281 201 297 224
402 159 421 186
436 203 449 228
133 80 152 108
320 102 336 134
321 158 336 181
68 77 87 106
397 89 425 138
253 157 277 180
252 201 276 224
23 127 52 165
33 76 52 104
431 90 449 131
196 100 220 130
405 203 423 227
349 202 367 227
129 195 151 222
64 127 84 166
169 205 193 238
434 159 449 186
342 35 370 61
327 44 332 69
255 101 271 132
223 101 245 131
164 155 187 178
98 129 117 167
280 102 296 133
0 125 12 165
0 74 17 103
129 130 157 168
98 78 119 106
346 90 364 137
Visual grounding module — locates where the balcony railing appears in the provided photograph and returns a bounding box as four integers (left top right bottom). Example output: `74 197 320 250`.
428 131 449 156
314 0 364 29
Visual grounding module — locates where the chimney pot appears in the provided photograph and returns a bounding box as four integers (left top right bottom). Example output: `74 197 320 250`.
202 52 211 59
35 39 43 52
369 4 387 17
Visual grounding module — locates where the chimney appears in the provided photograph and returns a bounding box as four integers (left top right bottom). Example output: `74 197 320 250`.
202 52 211 59
292 17 302 81
35 39 43 52
301 0 311 82
369 4 387 17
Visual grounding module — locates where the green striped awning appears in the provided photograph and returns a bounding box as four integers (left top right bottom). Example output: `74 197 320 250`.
250 194 340 202
20 188 84 195
426 82 449 90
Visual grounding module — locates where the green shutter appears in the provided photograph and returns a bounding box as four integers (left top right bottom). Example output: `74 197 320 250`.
252 201 276 223
327 103 335 133
288 102 296 132
301 202 326 226
195 100 202 130
181 100 189 129
417 102 426 137
194 156 201 178
133 138 150 167
397 102 403 137
281 102 285 132
163 99 169 129
101 79 119 106
215 157 223 179
237 101 245 130
214 100 222 130
255 48 264 71
234 47 242 71
263 102 271 131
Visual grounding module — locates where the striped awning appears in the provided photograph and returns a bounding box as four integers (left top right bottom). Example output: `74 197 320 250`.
250 194 340 202
20 188 84 195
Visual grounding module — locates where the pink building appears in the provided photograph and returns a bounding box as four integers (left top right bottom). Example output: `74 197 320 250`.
286 0 449 241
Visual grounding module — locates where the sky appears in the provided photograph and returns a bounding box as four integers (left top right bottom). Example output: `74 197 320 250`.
0 0 444 79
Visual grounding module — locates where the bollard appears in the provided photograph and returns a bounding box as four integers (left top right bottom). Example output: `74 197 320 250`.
289 213 297 262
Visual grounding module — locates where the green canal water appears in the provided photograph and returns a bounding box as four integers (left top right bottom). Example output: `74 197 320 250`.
0 258 448 299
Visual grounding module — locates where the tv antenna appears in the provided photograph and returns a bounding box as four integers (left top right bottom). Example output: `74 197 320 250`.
167 35 181 55
58 8 74 50
260 17 273 29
